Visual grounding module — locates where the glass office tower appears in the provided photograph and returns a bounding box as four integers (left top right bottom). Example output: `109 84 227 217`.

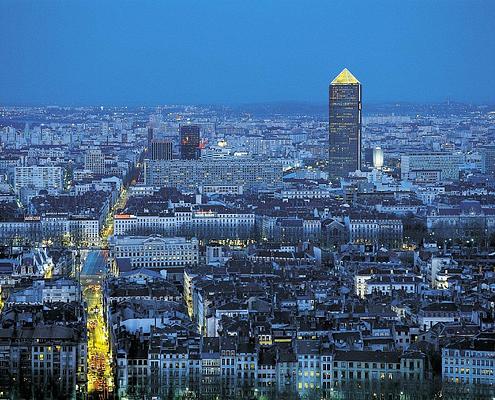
180 124 201 160
328 68 362 179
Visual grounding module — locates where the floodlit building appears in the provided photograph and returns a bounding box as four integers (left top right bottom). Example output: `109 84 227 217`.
108 235 199 282
113 205 255 241
372 147 384 169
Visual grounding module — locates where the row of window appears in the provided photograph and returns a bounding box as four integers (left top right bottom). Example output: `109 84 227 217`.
444 357 494 366
444 367 494 375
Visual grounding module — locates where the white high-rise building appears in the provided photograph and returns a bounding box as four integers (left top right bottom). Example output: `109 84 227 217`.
372 147 384 169
84 148 105 175
401 152 461 182
14 166 63 193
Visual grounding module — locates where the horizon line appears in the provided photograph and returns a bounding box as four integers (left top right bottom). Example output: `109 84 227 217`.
1 99 495 109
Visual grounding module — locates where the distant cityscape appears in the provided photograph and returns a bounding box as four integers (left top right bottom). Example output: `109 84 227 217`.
0 67 495 400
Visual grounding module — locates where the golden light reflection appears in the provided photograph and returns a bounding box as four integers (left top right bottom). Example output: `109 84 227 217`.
101 188 128 245
331 68 360 85
85 284 113 396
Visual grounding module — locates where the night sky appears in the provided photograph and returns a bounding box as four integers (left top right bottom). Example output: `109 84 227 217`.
1 0 494 105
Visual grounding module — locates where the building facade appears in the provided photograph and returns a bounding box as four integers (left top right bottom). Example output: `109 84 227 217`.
400 152 462 182
180 124 201 160
14 166 63 193
150 139 173 161
346 217 403 249
479 145 495 176
0 326 87 394
144 158 284 191
113 208 255 241
426 200 495 244
328 68 362 179
109 235 199 282
442 337 495 385
84 148 106 175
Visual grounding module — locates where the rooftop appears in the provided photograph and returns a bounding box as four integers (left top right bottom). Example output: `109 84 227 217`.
331 68 360 85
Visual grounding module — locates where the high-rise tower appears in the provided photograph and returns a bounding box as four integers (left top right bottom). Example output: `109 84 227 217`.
147 127 154 143
180 125 201 160
328 68 362 179
150 139 173 160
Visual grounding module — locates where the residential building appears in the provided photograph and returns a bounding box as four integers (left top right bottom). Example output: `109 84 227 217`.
144 158 284 191
14 166 63 193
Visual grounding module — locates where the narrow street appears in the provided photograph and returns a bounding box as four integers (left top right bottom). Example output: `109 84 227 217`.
82 250 114 397
100 187 128 246
80 170 132 397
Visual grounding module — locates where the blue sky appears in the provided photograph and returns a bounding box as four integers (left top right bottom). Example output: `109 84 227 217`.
0 0 494 105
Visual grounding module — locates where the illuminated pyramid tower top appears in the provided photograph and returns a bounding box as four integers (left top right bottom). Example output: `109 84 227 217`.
331 68 360 85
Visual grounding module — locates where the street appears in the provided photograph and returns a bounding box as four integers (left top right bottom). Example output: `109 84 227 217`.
82 250 107 276
82 250 114 397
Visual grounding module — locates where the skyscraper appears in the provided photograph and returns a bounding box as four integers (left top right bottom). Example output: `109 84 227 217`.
147 127 154 143
480 145 495 176
373 147 384 170
328 68 362 179
84 148 106 175
150 139 173 160
180 125 201 160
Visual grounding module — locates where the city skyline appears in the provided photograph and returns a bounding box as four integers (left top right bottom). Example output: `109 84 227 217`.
1 2 495 399
1 96 495 400
1 1 494 106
